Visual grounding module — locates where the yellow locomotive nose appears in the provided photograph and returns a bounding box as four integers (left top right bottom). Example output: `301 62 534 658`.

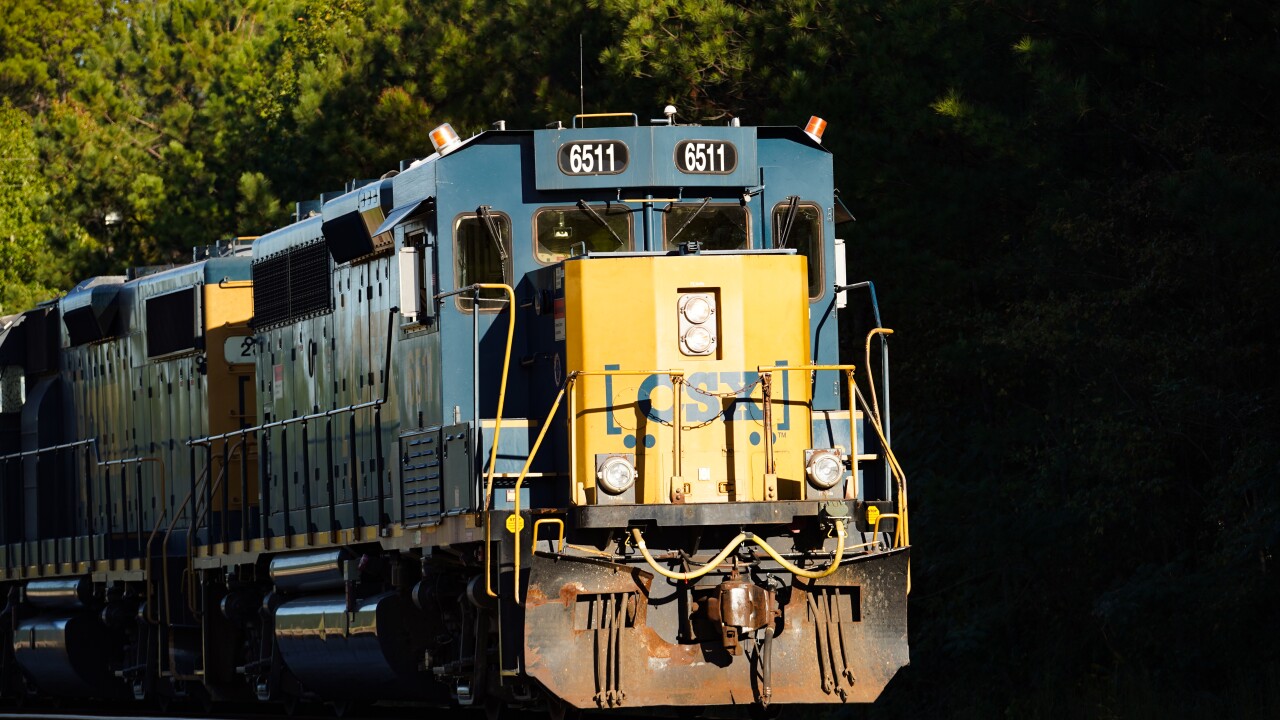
562 252 812 506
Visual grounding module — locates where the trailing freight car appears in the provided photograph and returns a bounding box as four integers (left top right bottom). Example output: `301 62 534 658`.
0 110 910 714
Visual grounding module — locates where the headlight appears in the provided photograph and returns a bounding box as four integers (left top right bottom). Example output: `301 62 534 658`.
596 454 637 495
806 449 845 490
677 291 717 357
682 295 713 324
682 325 714 354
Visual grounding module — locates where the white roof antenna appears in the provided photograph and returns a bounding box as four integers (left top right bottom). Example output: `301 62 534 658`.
664 105 677 124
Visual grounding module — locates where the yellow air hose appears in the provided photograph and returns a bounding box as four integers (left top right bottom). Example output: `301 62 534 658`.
630 520 847 582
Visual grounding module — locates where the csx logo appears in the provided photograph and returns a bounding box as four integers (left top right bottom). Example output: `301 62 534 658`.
603 363 791 448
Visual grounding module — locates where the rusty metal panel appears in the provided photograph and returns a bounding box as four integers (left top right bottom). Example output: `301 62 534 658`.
524 549 909 708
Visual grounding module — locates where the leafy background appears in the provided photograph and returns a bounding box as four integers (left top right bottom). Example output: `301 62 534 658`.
2 1 1278 716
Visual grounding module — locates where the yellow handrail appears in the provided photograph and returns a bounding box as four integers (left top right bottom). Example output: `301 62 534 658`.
510 385 569 602
853 383 911 592
630 521 847 581
862 404 909 549
531 518 566 555
872 512 900 544
477 283 516 599
573 112 639 128
864 328 894 425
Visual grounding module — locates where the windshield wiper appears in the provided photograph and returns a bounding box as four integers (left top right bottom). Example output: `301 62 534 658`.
776 195 800 249
477 205 508 259
576 200 625 249
667 197 712 245
476 204 509 282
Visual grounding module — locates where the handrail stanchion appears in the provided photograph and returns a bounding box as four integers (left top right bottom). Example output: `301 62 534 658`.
102 459 115 565
672 375 684 495
326 419 337 542
301 421 313 544
568 376 577 504
204 443 214 548
221 438 231 553
83 447 95 563
762 372 775 476
33 454 42 568
240 437 250 544
845 369 859 496
348 414 359 532
258 426 270 540
134 464 144 559
472 286 481 512
374 407 385 533
283 425 294 541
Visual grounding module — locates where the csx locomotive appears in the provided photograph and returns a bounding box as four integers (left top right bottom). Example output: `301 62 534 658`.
0 111 910 714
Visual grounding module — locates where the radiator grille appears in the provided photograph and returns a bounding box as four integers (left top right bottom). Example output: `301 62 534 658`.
252 241 332 329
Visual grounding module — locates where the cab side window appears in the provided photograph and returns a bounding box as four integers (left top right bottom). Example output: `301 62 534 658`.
454 210 512 312
772 200 824 299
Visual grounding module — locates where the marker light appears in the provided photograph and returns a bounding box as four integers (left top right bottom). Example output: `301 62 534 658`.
806 449 845 490
429 123 463 156
596 454 637 495
804 116 827 144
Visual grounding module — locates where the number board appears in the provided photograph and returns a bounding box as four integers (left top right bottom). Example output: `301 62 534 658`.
558 141 629 176
223 335 255 364
674 140 738 175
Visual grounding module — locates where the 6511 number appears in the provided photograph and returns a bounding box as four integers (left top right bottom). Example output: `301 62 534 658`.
558 141 629 175
675 140 738 175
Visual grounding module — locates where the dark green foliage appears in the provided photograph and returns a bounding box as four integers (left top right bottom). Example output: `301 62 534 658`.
843 2 1280 717
1 0 1277 716
0 104 93 314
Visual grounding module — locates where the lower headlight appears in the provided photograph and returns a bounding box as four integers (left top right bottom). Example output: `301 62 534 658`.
806 449 845 490
596 454 637 495
682 325 714 354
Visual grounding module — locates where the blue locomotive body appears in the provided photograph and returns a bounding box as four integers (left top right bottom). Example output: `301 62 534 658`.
0 112 909 713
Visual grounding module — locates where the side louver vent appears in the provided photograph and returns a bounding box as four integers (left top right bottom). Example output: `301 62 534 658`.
146 287 198 358
252 241 333 330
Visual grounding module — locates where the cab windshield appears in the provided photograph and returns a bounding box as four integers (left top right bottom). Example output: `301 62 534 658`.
662 203 749 250
534 203 632 263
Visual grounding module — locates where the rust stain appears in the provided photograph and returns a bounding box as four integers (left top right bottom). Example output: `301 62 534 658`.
558 581 587 606
524 583 549 606
638 626 671 659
